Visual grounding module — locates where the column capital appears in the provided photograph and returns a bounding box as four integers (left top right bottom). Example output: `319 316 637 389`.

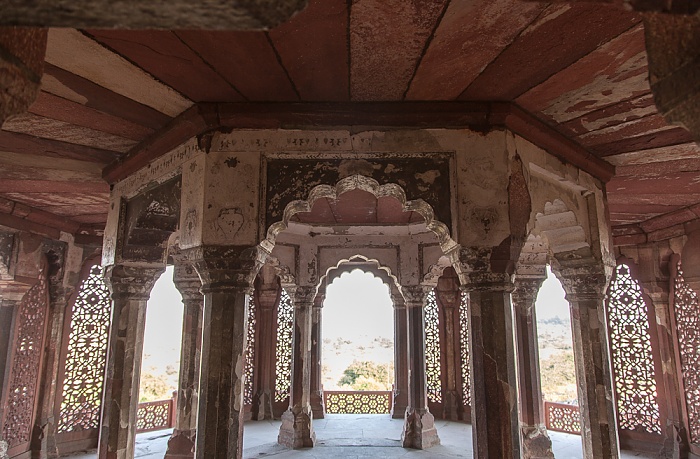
461 272 514 292
181 245 266 294
400 285 431 306
513 277 546 310
555 261 609 300
172 261 202 301
107 264 164 300
290 285 317 307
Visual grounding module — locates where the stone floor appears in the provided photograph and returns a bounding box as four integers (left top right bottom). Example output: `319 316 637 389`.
64 414 659 458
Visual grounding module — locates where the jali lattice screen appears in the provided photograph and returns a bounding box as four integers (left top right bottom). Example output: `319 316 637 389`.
274 288 294 403
2 261 49 449
606 263 661 434
459 291 471 406
425 289 442 404
58 265 111 433
243 295 256 406
673 262 700 443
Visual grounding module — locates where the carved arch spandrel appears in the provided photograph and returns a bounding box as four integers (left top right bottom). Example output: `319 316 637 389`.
261 174 458 255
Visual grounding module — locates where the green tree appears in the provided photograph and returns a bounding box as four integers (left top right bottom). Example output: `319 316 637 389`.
338 360 393 391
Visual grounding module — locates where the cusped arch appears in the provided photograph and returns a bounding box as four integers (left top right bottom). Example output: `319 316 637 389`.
261 174 458 254
319 254 399 295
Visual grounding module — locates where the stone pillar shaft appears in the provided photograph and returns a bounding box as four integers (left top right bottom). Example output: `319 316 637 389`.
310 294 324 419
0 299 19 457
99 265 163 459
513 277 554 459
401 285 440 450
392 294 408 419
165 262 204 459
278 286 316 449
558 265 619 459
465 273 521 459
253 285 279 421
196 289 249 459
435 270 463 421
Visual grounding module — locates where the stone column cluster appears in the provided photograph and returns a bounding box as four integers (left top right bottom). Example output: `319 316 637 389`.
391 291 409 419
252 280 281 421
513 277 554 459
278 285 316 448
401 285 440 449
164 261 204 459
99 264 164 459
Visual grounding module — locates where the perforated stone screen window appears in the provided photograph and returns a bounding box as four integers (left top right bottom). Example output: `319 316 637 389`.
459 291 471 406
274 288 293 403
425 289 442 404
243 295 256 406
606 263 661 434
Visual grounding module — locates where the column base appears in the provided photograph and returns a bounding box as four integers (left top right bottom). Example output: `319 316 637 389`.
164 430 195 459
278 407 316 449
522 426 554 459
311 390 325 419
254 391 275 420
401 409 440 449
391 391 408 419
442 390 463 421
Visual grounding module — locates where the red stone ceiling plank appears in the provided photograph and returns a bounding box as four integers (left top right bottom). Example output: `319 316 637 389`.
592 127 694 156
0 180 108 194
269 0 349 101
43 63 171 131
607 193 700 206
577 113 675 147
85 30 243 102
0 130 118 164
28 91 154 141
461 4 640 101
350 0 448 101
562 93 656 136
517 24 648 125
3 112 136 153
35 204 107 216
70 214 110 224
605 142 700 166
607 172 700 195
407 0 545 101
609 203 681 215
614 157 700 178
1 192 109 208
176 31 299 101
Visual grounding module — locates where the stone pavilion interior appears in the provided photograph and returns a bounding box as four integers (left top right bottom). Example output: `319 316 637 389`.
1 1 700 458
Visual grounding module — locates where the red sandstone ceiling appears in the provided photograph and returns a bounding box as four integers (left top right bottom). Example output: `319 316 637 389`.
1 0 699 244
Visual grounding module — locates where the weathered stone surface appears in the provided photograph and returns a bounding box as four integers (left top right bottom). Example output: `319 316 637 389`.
0 28 46 126
0 0 309 29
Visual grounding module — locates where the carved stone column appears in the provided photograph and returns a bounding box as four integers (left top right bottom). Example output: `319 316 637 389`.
98 264 164 459
32 281 72 459
252 281 280 421
463 271 521 459
435 269 464 421
164 262 204 459
185 245 263 459
401 285 440 450
278 285 316 448
310 293 325 419
557 260 619 459
513 277 554 459
0 28 47 125
391 292 409 419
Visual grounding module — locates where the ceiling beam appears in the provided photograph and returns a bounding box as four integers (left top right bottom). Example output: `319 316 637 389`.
103 101 615 184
